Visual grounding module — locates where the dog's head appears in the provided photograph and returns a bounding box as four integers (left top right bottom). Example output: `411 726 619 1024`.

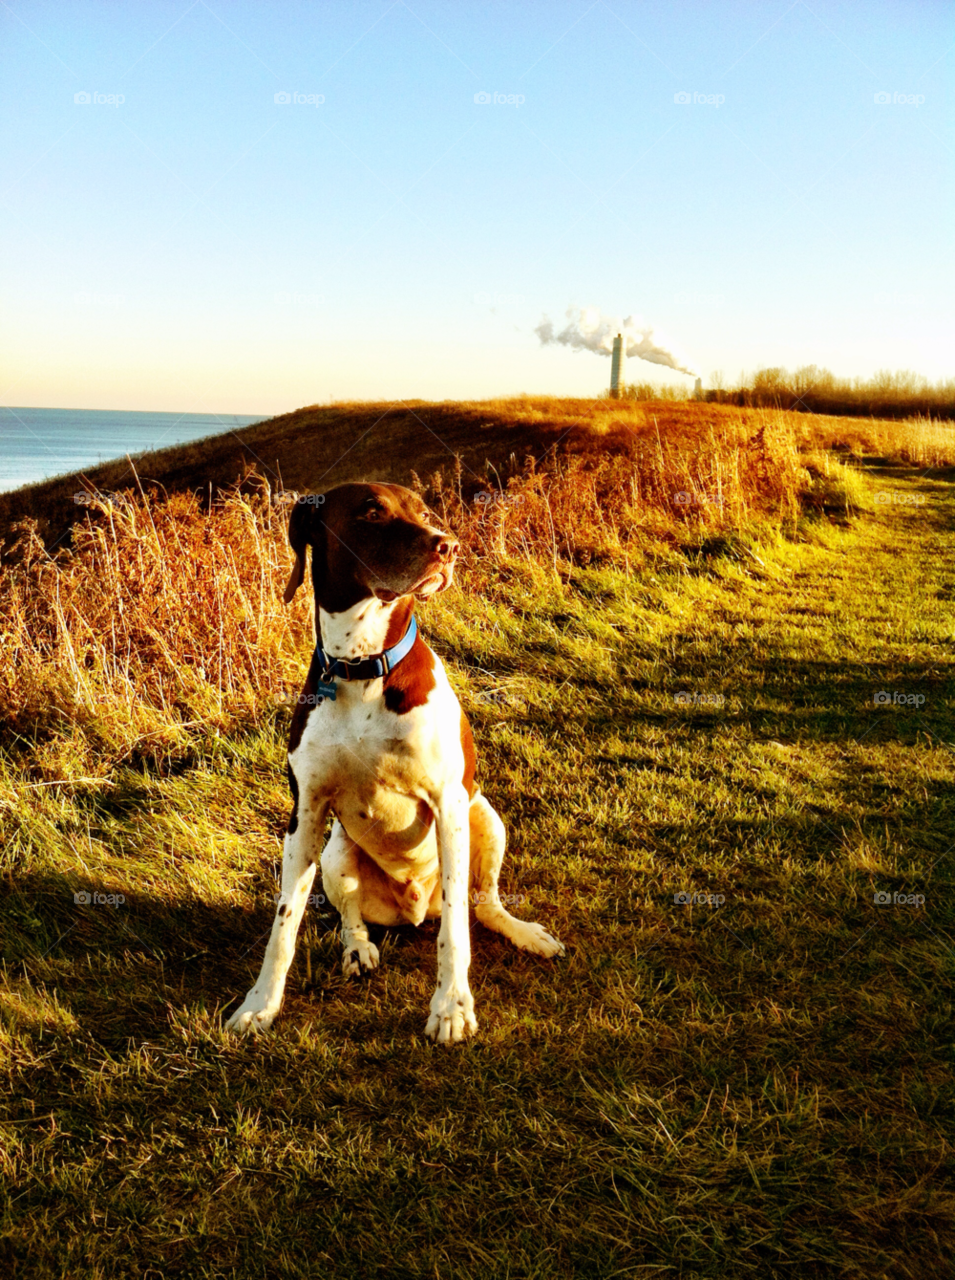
283 482 460 614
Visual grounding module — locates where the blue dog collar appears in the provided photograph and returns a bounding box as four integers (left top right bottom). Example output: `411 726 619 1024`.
314 614 418 683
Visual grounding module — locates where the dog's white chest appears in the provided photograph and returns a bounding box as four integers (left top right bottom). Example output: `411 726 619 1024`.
292 690 439 859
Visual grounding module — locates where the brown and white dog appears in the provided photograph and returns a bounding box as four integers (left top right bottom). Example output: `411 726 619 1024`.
226 481 563 1044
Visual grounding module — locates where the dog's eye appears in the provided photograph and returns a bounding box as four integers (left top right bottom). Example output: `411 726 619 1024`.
364 505 383 520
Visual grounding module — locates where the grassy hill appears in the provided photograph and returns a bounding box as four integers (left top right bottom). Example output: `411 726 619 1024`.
1 400 954 1276
4 394 953 555
0 395 620 552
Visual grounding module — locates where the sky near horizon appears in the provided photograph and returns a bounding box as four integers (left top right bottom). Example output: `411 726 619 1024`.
1 0 952 415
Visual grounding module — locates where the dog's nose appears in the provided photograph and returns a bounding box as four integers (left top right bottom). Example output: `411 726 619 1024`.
433 535 460 561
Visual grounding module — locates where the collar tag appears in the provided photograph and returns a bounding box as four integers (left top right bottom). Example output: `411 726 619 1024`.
316 679 337 701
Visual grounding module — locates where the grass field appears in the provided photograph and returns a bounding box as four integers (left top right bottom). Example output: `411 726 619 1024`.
1 402 954 1277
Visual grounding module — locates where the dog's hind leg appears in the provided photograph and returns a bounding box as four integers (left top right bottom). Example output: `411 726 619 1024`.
321 821 380 977
469 794 564 958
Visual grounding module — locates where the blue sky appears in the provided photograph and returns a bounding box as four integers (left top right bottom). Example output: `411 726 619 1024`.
1 0 951 413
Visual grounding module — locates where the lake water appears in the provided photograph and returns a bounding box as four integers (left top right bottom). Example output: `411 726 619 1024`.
0 406 266 493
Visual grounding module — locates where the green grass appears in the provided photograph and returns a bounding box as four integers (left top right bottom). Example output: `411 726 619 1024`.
1 463 954 1277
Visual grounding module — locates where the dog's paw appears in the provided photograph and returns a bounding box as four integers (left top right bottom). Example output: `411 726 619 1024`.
342 939 379 978
226 992 281 1034
425 986 477 1045
512 920 565 958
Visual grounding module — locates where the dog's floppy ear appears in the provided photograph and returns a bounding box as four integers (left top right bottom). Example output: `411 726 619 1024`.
283 496 325 604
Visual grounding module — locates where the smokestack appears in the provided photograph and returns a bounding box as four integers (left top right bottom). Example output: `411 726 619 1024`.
610 333 624 398
535 305 696 377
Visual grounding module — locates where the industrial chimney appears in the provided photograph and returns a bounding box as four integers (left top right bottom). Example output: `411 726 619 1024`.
609 333 624 398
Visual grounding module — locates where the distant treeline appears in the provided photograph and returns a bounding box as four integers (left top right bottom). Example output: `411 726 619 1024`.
617 368 955 420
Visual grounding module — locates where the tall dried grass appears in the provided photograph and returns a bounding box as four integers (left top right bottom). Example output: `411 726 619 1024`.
424 407 805 575
3 403 944 772
1 473 313 768
791 412 955 468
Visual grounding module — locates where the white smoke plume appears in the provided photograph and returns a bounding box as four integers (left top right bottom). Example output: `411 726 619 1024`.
535 304 695 377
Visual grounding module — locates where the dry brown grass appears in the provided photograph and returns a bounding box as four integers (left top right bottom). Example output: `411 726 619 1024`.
425 406 806 576
2 401 950 772
1 473 313 768
451 396 955 472
791 411 955 468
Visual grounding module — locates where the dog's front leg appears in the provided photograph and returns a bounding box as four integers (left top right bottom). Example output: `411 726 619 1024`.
426 784 477 1045
227 798 328 1034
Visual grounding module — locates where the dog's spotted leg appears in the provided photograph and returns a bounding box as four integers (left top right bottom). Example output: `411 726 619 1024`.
320 821 380 977
470 794 564 958
226 791 328 1035
426 784 476 1045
